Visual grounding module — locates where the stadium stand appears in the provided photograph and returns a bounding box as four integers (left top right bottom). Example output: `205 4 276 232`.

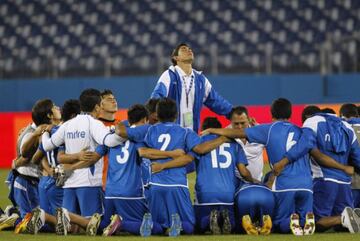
0 0 359 78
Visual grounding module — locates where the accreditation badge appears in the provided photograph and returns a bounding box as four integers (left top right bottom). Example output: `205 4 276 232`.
183 111 193 128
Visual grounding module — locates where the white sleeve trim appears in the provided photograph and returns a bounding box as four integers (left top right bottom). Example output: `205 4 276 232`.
158 70 171 96
203 77 212 102
344 121 358 144
303 115 324 134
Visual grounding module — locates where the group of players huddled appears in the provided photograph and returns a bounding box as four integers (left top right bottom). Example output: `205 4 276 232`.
0 88 360 237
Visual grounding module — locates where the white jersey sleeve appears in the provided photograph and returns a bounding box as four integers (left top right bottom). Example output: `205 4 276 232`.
89 118 126 147
202 76 212 102
41 123 66 151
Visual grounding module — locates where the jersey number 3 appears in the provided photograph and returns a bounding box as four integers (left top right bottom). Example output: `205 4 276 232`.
116 140 130 164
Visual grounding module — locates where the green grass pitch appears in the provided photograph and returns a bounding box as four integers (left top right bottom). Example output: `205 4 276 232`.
0 169 357 240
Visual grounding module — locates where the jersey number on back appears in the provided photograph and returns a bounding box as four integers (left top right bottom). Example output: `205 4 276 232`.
158 134 171 151
210 143 232 168
286 132 297 151
116 140 130 164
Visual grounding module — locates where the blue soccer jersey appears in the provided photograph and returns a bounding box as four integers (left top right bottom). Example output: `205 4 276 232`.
96 139 145 198
145 122 201 187
300 114 360 183
39 126 60 167
194 134 247 205
245 121 312 191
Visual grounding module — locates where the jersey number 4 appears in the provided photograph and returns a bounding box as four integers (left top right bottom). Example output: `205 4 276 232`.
210 143 232 169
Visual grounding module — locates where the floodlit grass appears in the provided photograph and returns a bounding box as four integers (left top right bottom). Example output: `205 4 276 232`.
0 169 358 240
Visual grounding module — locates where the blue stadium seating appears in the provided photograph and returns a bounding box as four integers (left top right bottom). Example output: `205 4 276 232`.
0 0 359 78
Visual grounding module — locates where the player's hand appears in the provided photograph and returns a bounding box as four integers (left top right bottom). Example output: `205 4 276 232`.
44 124 55 133
249 117 258 126
48 167 55 177
265 173 275 189
343 165 354 176
115 121 126 136
33 124 48 136
169 149 185 158
14 156 29 168
273 158 289 176
200 128 213 136
220 135 232 143
151 162 164 174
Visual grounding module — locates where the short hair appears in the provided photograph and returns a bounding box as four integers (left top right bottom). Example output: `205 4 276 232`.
171 43 189 65
32 99 54 126
321 108 336 114
302 105 320 123
156 98 178 122
271 98 292 119
62 99 80 122
340 103 358 119
100 89 113 98
230 106 248 119
145 98 160 114
202 117 221 130
79 88 101 112
127 104 149 125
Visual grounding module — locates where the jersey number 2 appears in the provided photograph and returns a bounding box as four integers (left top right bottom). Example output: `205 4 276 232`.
158 134 171 151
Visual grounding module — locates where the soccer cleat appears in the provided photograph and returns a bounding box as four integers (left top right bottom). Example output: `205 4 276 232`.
259 215 272 235
102 214 122 236
0 213 19 231
290 213 303 236
54 165 67 186
220 209 232 234
353 208 360 231
341 207 359 233
168 213 182 237
14 213 31 234
303 212 315 235
55 207 71 235
86 213 101 236
0 213 8 224
242 215 258 235
140 213 153 237
209 209 221 235
26 207 45 234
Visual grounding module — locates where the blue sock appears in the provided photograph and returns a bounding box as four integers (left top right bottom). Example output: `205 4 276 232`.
200 215 210 232
182 221 194 234
152 222 164 234
120 221 141 235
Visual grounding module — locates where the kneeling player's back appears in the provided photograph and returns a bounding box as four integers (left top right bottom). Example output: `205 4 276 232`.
145 122 200 187
195 134 247 204
246 121 312 190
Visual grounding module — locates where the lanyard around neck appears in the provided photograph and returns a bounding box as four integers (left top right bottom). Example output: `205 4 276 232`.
182 75 194 108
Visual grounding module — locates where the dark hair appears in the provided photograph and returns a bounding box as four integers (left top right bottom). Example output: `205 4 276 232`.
100 89 113 98
79 88 101 112
321 108 336 114
230 106 248 119
145 98 160 114
302 105 320 123
32 99 54 126
171 43 189 65
127 104 149 125
62 99 81 122
156 98 178 122
271 98 292 119
202 117 221 130
340 103 358 119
